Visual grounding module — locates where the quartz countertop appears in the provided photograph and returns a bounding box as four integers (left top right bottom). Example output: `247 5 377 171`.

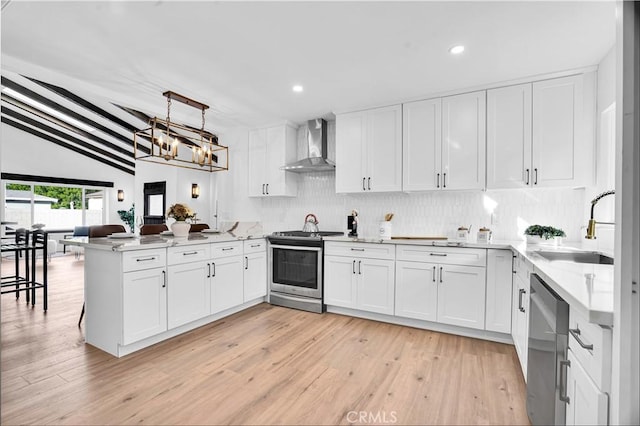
324 236 614 326
60 232 266 252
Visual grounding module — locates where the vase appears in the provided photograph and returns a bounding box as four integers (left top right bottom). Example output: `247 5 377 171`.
171 221 191 237
526 235 562 246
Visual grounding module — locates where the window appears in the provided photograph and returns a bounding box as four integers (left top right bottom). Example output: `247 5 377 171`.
3 182 107 230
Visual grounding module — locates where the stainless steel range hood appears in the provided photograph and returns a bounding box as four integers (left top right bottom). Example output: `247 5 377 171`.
282 119 335 173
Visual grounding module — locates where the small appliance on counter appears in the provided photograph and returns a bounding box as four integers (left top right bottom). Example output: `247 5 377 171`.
477 227 492 243
456 225 471 242
348 209 359 237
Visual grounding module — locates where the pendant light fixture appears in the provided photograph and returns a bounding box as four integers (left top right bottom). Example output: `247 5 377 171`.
134 91 229 172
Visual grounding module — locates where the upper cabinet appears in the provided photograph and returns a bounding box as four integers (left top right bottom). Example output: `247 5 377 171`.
403 91 486 191
335 104 402 193
248 123 298 197
487 73 595 189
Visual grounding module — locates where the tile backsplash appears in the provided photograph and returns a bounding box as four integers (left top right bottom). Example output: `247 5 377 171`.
259 172 588 242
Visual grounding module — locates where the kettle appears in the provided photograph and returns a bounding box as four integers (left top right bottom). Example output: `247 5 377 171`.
302 214 319 233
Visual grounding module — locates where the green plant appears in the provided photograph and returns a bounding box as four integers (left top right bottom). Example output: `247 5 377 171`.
117 203 135 233
524 224 566 240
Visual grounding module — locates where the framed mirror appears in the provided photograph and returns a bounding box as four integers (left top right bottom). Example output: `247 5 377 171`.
143 181 166 224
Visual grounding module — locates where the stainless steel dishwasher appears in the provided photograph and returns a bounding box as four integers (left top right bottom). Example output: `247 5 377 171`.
526 273 570 425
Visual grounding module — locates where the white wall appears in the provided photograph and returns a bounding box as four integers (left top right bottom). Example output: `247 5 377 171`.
0 122 134 227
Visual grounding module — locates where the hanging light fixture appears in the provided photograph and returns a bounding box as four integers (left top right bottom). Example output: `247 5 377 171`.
134 91 229 172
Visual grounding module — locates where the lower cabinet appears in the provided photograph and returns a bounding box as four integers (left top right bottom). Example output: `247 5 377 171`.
167 261 211 329
566 349 609 425
394 246 487 330
243 240 267 301
324 254 395 315
122 267 167 345
511 252 531 379
210 256 244 313
436 264 486 329
485 249 513 333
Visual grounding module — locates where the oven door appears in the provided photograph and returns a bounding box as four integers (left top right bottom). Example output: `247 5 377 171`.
269 243 322 299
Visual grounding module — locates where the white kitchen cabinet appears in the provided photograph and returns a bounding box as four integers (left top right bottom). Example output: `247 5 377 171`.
402 91 485 191
486 83 533 189
436 264 486 329
402 98 441 191
532 74 594 187
395 260 438 322
243 239 267 301
512 251 531 379
324 255 357 308
167 261 211 329
324 242 395 315
122 267 167 345
336 104 402 193
210 255 244 313
485 249 513 334
248 123 298 197
566 349 609 426
441 91 486 190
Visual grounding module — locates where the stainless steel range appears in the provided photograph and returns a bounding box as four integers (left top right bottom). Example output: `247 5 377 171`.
268 230 343 313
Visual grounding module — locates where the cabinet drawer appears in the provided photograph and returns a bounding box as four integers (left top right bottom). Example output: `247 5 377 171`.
211 241 243 258
167 244 210 265
396 245 486 266
123 249 167 272
324 242 395 260
569 307 612 391
244 239 266 254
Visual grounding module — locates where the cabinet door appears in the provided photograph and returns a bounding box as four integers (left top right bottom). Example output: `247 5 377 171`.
513 274 530 379
532 75 584 187
395 260 438 322
324 255 357 308
122 268 167 345
264 125 298 196
437 264 486 329
566 349 609 426
167 262 211 329
485 249 513 333
366 105 402 192
244 251 267 301
248 129 267 197
487 84 533 189
403 99 442 191
356 258 395 315
211 256 244 313
336 111 367 193
441 91 486 190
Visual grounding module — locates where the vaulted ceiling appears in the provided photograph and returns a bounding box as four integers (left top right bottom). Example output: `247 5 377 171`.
1 1 616 175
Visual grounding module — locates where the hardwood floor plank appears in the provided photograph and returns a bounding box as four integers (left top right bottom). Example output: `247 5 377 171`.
1 255 529 425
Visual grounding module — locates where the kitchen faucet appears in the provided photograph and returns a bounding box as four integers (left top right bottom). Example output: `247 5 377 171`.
585 190 615 239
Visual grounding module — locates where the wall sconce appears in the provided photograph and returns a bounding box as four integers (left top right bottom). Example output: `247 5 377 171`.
117 189 124 202
191 183 200 199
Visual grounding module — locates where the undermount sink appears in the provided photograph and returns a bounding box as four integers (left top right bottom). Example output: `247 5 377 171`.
536 250 614 265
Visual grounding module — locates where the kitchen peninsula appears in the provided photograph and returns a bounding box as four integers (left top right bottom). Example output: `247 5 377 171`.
63 232 267 357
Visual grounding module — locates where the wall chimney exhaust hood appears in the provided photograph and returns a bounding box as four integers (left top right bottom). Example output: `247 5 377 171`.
282 119 335 173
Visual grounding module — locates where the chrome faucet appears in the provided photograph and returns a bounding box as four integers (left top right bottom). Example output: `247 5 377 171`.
585 190 615 239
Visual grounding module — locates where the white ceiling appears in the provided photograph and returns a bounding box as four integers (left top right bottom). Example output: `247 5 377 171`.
1 1 616 133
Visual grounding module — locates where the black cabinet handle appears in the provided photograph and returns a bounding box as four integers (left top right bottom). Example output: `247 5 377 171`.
262 184 265 195
362 177 366 191
432 266 436 282
518 289 525 312
266 184 269 194
367 177 371 190
136 257 156 262
436 173 440 188
525 168 530 185
245 256 248 270
358 260 362 275
212 262 216 277
353 260 356 274
207 263 211 278
429 253 447 257
534 168 538 185
183 251 198 256
443 173 447 188
162 270 166 288
439 266 443 283
559 360 571 404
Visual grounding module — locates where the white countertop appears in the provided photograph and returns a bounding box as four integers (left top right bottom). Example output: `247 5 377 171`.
61 232 266 252
324 236 614 326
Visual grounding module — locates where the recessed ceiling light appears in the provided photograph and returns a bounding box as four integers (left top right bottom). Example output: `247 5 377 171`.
292 85 304 93
449 45 465 55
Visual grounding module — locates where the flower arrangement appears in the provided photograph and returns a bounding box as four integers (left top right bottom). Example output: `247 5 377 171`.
117 204 135 232
167 203 196 222
524 224 566 240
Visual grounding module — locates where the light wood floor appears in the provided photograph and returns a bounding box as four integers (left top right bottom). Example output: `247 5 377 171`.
1 254 529 425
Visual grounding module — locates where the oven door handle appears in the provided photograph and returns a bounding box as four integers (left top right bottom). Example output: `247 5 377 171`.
269 244 322 252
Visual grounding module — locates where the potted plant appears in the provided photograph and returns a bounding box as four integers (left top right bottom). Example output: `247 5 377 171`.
117 204 135 233
524 224 566 246
167 203 196 237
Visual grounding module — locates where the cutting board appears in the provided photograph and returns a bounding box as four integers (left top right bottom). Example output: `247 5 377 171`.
391 236 448 240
